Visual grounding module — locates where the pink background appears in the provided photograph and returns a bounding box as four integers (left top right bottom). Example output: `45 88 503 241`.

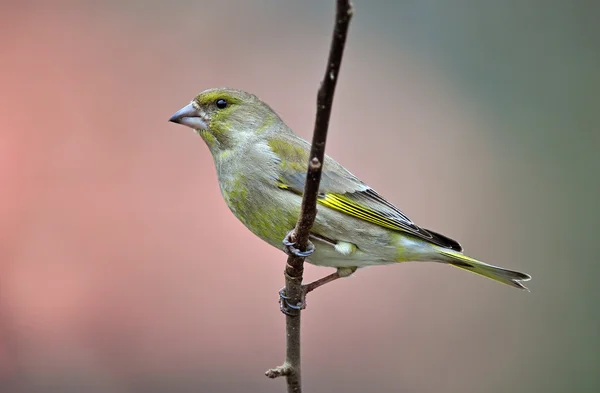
1 1 598 392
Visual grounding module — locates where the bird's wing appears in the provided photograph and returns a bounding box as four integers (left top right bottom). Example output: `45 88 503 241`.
267 134 462 251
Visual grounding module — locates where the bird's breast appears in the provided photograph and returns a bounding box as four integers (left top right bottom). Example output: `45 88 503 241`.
219 173 298 248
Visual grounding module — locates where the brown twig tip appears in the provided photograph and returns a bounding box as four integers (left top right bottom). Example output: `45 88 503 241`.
265 364 294 379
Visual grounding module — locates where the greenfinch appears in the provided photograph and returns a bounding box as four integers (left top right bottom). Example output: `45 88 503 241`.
169 88 531 290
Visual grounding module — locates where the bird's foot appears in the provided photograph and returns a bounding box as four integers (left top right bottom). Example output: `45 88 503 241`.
279 286 307 316
282 230 315 257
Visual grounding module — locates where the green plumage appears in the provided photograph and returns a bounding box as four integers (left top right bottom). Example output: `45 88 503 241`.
169 87 531 290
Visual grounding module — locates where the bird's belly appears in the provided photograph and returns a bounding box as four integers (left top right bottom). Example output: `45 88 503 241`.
222 181 401 267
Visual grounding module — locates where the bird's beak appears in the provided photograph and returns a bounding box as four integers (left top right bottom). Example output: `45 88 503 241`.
169 103 208 130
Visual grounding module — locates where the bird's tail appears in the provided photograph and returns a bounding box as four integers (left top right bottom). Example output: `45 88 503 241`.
438 249 531 290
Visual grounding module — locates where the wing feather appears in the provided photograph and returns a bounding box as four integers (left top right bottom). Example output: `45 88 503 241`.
268 134 462 251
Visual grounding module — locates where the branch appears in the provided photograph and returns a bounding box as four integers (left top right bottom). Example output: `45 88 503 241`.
265 1 353 392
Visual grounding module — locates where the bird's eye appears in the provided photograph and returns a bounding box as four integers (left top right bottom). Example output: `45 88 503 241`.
215 99 228 109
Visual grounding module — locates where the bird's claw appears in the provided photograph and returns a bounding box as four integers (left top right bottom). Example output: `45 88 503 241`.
282 231 296 247
282 230 315 257
279 287 307 316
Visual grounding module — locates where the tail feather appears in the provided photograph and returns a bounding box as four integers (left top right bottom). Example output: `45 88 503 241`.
438 250 531 291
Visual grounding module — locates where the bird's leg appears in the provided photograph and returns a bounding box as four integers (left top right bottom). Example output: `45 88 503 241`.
304 266 357 295
279 267 357 315
304 270 342 293
282 230 315 257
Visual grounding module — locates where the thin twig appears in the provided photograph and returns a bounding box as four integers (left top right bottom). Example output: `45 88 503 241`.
265 1 353 392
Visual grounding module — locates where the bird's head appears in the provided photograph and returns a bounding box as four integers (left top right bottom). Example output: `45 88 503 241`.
169 88 282 153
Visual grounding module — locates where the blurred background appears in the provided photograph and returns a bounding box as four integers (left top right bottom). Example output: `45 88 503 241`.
1 0 599 392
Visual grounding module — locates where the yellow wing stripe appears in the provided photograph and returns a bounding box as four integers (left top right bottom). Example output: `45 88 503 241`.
318 193 404 231
277 184 408 232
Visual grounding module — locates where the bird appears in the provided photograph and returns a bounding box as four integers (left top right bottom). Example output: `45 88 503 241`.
169 87 531 298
